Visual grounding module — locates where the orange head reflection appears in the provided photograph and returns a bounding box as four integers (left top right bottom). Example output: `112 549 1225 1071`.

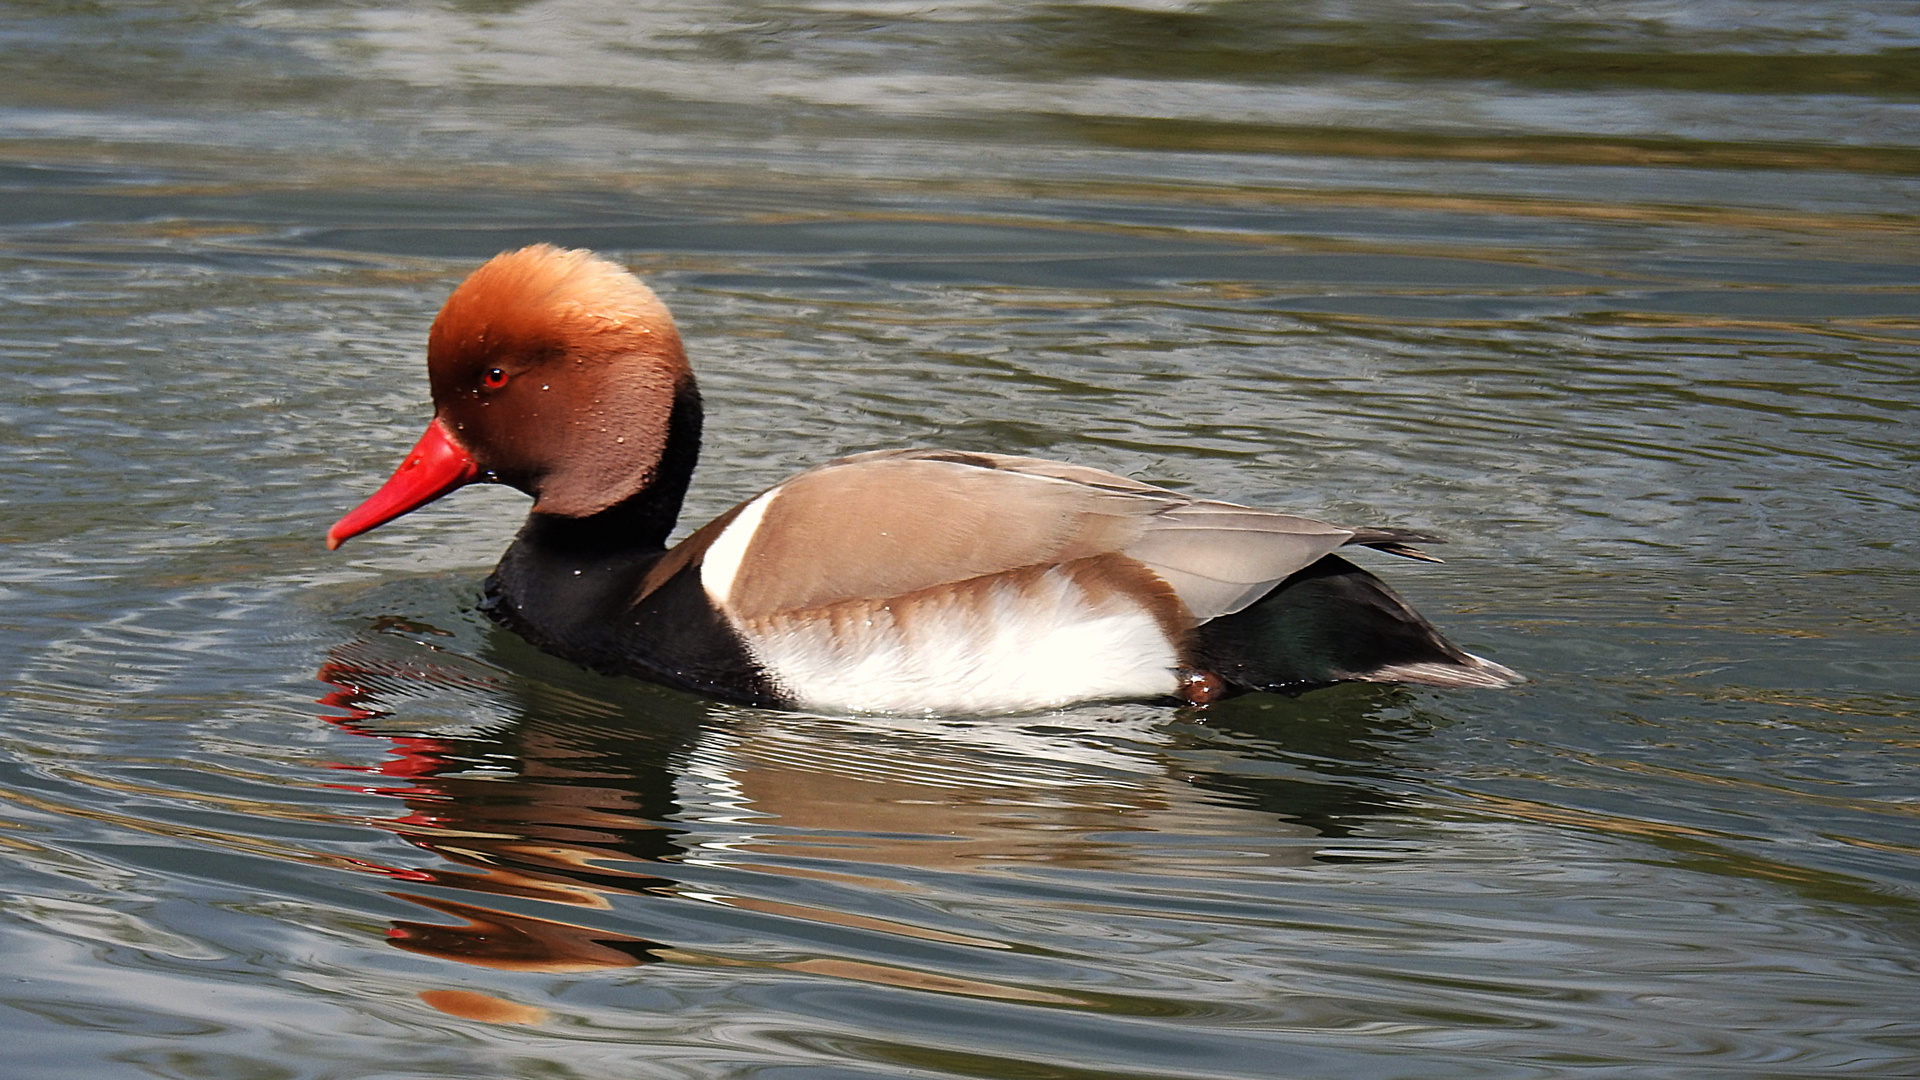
389 893 657 972
318 633 679 972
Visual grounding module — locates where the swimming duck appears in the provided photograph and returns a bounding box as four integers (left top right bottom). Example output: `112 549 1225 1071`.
328 244 1519 713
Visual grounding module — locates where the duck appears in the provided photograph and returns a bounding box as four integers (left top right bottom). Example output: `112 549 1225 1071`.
327 244 1520 714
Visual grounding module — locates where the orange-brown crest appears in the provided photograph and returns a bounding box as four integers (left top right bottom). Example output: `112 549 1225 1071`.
423 245 696 518
428 244 682 391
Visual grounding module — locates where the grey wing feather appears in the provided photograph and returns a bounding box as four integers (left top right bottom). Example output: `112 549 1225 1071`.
1346 527 1447 563
1124 502 1359 619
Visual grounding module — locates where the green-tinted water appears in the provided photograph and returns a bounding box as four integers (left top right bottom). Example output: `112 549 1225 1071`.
2 3 1917 1077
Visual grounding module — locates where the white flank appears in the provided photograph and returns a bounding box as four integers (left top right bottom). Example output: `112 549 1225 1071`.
700 488 780 606
738 566 1181 715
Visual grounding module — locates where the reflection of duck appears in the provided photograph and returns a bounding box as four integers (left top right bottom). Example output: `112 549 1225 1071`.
315 619 1435 976
319 638 681 974
326 245 1518 714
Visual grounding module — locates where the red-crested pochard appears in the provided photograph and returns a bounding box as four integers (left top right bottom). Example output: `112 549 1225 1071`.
328 245 1519 714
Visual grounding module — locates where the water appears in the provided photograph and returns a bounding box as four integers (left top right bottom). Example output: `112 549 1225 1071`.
3 2 1918 1077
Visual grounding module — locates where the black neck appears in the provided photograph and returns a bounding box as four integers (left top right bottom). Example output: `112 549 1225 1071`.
512 380 704 557
482 381 704 663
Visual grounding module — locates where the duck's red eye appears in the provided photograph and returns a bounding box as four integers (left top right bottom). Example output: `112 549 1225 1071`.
482 367 508 389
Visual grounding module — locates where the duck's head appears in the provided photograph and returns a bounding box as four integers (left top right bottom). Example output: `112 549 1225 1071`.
327 245 693 549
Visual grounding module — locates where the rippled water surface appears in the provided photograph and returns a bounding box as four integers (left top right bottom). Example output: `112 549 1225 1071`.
3 3 1918 1077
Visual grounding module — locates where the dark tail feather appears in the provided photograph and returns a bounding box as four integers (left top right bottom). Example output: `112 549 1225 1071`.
1191 554 1521 694
1345 527 1446 564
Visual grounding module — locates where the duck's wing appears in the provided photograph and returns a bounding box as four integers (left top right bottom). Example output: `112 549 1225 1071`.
1124 498 1405 620
656 449 1438 625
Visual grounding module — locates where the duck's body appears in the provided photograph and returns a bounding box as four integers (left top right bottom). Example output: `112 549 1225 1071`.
329 245 1518 714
